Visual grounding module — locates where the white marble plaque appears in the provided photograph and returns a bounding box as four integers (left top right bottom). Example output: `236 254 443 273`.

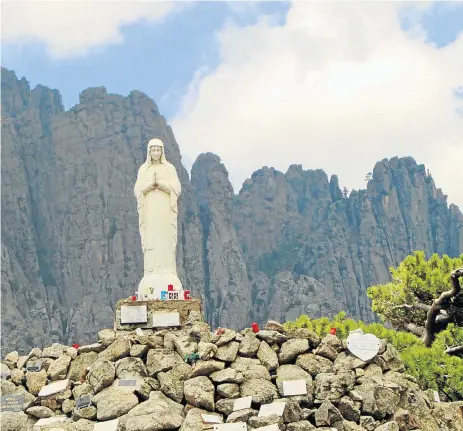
93 419 119 431
121 305 147 324
201 413 223 424
38 379 69 397
118 379 137 387
255 425 280 431
233 395 252 411
135 328 144 336
346 333 381 361
258 402 286 417
152 312 180 327
433 390 440 402
282 379 307 396
213 424 246 431
33 416 70 427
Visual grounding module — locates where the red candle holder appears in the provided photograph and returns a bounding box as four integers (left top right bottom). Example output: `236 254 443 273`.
216 328 225 335
168 284 174 292
251 322 260 333
72 343 80 349
184 290 191 300
131 295 137 301
330 328 337 335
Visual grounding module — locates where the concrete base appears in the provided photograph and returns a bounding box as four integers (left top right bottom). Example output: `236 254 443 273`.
114 297 202 331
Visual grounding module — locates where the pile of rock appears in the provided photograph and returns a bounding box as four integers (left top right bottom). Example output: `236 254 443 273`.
1 315 462 431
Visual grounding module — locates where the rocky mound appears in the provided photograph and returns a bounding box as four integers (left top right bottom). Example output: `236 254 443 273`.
1 313 462 431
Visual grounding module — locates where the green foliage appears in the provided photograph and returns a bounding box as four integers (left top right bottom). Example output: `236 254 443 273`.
366 251 463 329
284 312 463 400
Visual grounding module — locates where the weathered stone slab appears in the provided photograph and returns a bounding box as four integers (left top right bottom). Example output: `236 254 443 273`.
38 379 70 397
115 298 202 331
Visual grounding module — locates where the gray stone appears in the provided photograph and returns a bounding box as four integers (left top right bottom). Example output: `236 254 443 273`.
256 330 288 345
257 340 279 371
87 360 116 394
217 383 240 398
279 339 309 364
184 376 215 410
215 341 240 362
240 378 278 405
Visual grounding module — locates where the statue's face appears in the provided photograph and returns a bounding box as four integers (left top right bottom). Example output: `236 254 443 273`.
150 145 162 161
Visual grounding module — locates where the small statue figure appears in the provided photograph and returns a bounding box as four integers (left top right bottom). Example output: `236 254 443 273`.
134 138 183 298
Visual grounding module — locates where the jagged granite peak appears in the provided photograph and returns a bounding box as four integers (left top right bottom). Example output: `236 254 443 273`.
232 157 462 324
191 153 253 328
2 67 462 354
1 68 206 354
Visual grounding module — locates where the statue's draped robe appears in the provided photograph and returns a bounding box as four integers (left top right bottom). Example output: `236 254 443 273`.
134 145 182 293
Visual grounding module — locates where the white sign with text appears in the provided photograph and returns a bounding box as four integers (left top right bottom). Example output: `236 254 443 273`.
120 305 147 324
346 333 381 361
152 312 180 327
233 396 252 411
282 379 307 396
213 424 247 431
258 402 286 417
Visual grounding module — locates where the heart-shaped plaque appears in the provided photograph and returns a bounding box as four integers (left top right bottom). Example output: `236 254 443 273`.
346 333 381 361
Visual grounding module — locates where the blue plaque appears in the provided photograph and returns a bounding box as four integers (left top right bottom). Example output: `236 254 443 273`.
1 395 24 412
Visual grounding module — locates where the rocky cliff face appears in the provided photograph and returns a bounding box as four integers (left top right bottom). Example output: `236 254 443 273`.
2 68 463 354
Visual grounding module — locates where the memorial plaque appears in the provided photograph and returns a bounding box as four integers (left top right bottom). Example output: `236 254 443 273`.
26 360 42 372
118 379 137 387
233 396 252 411
94 418 119 431
120 305 148 324
135 328 144 336
38 379 70 397
152 312 180 327
213 424 247 431
76 395 92 410
1 394 24 412
34 417 69 427
258 402 286 417
201 413 223 424
346 333 381 361
282 380 307 396
255 425 279 431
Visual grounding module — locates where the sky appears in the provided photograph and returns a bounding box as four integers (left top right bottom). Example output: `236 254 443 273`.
2 1 463 209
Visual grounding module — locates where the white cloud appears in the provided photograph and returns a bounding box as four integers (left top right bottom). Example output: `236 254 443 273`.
2 0 180 59
171 2 463 210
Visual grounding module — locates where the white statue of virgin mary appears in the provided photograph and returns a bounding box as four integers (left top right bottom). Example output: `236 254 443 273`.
134 138 183 297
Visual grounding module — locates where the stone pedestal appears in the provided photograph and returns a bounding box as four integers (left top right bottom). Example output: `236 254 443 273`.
114 297 202 331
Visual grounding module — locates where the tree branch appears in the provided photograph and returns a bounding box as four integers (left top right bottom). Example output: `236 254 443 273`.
404 323 425 337
392 303 431 312
445 345 463 356
424 268 463 347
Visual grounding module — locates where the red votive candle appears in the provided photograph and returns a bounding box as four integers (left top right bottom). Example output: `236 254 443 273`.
168 284 174 292
184 290 191 300
72 343 79 349
131 295 137 301
251 322 260 333
330 328 337 335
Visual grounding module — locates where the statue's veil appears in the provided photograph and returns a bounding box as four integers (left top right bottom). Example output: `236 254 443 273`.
145 138 168 167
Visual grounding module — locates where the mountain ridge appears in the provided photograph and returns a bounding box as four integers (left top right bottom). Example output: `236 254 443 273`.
2 67 462 354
